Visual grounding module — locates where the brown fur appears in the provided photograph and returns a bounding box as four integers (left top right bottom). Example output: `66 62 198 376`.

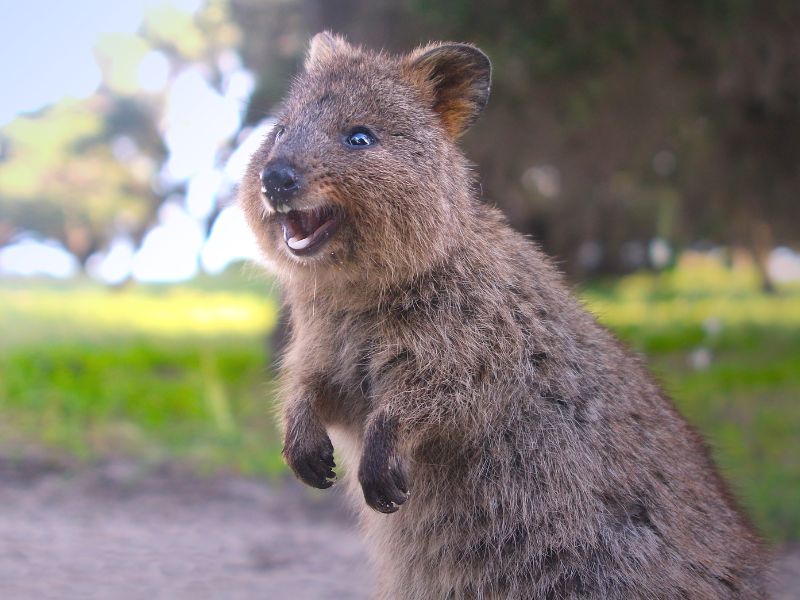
239 32 767 599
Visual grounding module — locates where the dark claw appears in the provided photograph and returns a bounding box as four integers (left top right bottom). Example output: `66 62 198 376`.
364 484 401 514
358 413 410 513
283 434 337 489
359 460 410 513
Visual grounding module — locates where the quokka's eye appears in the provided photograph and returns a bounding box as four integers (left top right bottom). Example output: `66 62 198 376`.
343 127 377 148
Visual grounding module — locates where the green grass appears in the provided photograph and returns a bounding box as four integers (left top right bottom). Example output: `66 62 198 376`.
0 272 285 475
581 254 800 542
0 256 798 541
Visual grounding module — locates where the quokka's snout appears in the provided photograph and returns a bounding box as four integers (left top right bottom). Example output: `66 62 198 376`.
259 158 302 212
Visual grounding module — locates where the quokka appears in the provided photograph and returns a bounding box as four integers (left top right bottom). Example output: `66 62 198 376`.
240 32 767 600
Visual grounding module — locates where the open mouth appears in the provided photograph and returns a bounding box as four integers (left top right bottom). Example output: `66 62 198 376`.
278 205 341 256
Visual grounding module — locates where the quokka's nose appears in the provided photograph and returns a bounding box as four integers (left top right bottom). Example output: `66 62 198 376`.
260 160 301 209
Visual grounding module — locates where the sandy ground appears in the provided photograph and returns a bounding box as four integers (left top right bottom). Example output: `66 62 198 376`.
0 455 797 600
0 455 370 600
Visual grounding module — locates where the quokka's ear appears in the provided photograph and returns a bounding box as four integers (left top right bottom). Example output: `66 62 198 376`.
404 43 491 138
305 31 352 70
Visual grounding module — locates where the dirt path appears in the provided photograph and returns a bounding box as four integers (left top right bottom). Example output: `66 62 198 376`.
0 456 370 600
0 455 797 599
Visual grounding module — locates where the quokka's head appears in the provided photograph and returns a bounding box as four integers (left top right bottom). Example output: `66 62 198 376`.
240 32 490 286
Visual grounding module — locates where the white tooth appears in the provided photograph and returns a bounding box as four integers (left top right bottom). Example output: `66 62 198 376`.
287 236 312 250
277 204 291 213
261 186 267 193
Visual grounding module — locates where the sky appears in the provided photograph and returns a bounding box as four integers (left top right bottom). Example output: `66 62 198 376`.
0 0 265 282
0 1 203 125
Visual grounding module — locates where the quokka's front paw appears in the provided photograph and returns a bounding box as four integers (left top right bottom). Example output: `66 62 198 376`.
358 452 409 514
283 430 336 489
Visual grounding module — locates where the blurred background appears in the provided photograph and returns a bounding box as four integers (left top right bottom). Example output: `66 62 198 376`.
0 0 798 595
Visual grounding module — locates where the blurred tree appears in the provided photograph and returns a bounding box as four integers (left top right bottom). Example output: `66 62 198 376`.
2 0 797 287
230 0 800 286
0 100 159 264
0 0 242 270
692 2 800 292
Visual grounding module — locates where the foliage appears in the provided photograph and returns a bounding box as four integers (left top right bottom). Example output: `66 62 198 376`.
0 0 239 262
582 255 800 542
2 1 797 281
0 100 158 260
232 0 800 280
0 272 283 475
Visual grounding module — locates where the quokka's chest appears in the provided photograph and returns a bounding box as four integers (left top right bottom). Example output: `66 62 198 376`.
308 311 382 408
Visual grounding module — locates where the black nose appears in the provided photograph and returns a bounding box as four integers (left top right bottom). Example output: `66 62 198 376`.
260 160 301 209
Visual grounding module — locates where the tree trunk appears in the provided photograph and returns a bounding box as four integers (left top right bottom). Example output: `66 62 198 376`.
747 218 777 295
